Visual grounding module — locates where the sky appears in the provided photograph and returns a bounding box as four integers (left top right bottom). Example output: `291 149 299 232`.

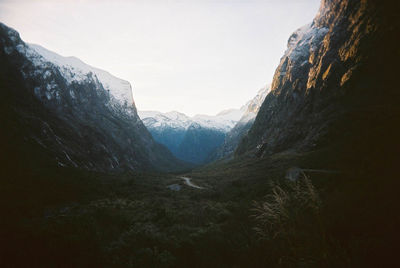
0 0 320 116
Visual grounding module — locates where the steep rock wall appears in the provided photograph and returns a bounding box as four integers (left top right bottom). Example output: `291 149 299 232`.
236 0 400 171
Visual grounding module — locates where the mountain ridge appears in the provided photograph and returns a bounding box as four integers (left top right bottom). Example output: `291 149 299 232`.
28 43 135 108
207 84 270 161
0 22 185 172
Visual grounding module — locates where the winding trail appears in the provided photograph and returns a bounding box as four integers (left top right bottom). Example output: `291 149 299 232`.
180 177 204 189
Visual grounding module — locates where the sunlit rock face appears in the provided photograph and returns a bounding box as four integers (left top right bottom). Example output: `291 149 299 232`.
0 22 183 172
236 0 399 167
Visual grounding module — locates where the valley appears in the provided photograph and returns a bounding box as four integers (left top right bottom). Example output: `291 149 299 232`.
1 0 399 267
139 84 269 165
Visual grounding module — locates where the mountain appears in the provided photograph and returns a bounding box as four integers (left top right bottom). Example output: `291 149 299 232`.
29 44 135 108
139 108 244 164
235 0 399 171
2 1 400 267
138 111 191 157
0 22 184 173
208 85 270 161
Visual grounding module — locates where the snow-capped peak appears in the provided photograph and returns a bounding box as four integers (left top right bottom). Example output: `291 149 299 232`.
222 84 270 126
139 108 244 132
139 85 271 133
28 44 134 107
243 84 271 115
139 110 193 130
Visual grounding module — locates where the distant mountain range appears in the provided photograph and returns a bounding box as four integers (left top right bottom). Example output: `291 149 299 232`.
139 85 270 164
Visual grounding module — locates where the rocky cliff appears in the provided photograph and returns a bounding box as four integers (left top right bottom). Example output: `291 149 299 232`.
236 0 400 171
0 22 184 173
208 85 270 161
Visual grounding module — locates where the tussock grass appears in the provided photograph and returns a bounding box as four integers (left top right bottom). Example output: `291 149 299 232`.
252 173 321 239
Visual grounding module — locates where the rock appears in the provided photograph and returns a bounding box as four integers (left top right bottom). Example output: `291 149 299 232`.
285 167 303 181
167 184 182 191
235 0 400 172
0 22 185 173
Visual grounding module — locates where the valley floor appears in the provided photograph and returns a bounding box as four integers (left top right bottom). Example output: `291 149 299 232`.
1 148 399 267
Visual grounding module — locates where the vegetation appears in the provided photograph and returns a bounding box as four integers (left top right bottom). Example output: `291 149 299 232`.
1 146 399 267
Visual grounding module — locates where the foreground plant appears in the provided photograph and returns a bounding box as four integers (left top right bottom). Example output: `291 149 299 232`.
252 173 327 265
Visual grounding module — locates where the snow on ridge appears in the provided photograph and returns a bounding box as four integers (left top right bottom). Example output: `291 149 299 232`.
235 84 271 125
139 85 271 133
139 110 193 130
285 23 329 62
28 44 134 107
139 108 244 132
243 84 271 114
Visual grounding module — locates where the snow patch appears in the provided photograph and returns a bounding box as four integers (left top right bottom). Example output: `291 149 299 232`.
139 85 271 133
286 23 329 62
28 44 134 108
236 84 271 124
139 108 245 132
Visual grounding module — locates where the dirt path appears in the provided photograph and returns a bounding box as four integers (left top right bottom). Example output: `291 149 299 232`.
180 177 204 189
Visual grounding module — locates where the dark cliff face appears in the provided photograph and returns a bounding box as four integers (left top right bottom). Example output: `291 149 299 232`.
207 118 254 162
0 23 183 173
236 0 400 170
209 85 270 162
146 127 187 157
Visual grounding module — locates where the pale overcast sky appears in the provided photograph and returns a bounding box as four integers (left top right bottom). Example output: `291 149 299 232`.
0 0 320 116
